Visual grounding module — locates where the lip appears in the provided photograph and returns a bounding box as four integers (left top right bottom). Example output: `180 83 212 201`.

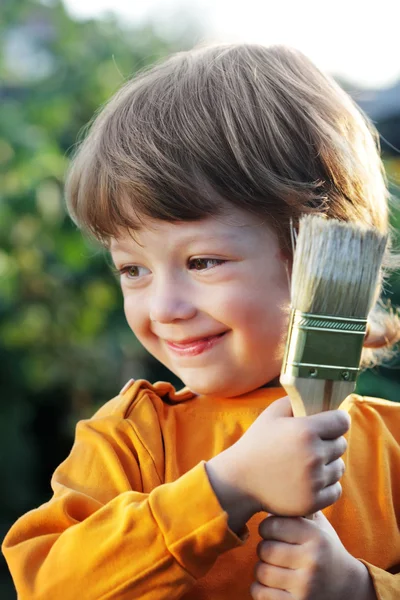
164 332 227 356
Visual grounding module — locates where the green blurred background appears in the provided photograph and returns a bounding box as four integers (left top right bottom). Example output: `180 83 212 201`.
1 0 399 597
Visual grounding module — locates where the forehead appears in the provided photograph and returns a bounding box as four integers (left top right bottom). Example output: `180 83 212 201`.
109 208 273 253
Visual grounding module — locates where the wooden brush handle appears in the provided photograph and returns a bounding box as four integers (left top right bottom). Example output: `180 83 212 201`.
280 374 355 417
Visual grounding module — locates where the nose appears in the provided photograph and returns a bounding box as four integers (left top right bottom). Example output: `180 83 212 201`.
149 277 197 324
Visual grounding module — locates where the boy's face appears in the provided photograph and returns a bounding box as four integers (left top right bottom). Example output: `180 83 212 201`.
110 206 290 398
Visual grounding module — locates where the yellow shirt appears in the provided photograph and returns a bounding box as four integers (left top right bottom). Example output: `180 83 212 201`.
2 380 400 599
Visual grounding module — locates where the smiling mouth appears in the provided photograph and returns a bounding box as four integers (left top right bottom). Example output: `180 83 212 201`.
165 332 227 356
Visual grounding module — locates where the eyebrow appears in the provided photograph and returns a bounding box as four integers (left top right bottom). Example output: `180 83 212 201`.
110 231 243 253
110 240 139 252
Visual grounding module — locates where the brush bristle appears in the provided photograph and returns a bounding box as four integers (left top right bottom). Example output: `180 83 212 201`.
291 216 387 318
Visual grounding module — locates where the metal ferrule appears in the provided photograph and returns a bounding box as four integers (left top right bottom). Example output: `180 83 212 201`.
281 309 368 381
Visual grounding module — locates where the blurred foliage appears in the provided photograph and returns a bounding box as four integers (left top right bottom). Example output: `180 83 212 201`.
0 0 193 595
0 1 399 597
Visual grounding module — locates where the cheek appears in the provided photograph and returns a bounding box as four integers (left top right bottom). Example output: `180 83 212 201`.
124 295 148 337
216 274 289 331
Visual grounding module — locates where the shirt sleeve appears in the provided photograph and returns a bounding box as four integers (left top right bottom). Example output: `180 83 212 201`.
2 411 243 600
360 561 400 600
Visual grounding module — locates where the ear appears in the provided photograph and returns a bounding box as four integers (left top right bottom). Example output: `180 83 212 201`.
363 321 397 349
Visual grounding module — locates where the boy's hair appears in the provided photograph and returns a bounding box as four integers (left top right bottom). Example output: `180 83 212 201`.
65 43 400 366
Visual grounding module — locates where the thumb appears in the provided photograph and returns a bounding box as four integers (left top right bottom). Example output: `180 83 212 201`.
312 511 341 541
264 395 293 419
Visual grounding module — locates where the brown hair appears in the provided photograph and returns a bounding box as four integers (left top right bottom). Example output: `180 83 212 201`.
65 43 399 366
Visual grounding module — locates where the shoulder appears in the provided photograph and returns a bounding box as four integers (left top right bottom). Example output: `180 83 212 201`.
343 393 400 417
91 378 197 421
62 381 196 491
342 393 400 443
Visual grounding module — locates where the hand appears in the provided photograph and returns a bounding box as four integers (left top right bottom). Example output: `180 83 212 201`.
205 396 350 532
251 512 376 600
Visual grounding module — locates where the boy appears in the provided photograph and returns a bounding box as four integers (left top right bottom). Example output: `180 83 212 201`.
3 43 400 599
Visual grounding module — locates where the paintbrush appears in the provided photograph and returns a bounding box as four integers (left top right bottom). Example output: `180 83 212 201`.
280 215 387 416
279 215 387 517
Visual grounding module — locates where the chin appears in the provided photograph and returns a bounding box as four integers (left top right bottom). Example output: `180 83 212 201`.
169 355 282 398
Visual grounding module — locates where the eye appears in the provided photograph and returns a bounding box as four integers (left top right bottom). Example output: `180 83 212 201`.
188 258 226 271
119 265 150 279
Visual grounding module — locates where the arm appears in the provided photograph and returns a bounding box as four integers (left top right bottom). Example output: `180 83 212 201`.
2 416 242 600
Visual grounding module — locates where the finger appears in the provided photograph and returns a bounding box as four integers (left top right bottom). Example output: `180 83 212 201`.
323 458 345 487
250 581 292 600
314 481 342 511
265 396 293 418
312 510 341 540
306 410 350 440
323 436 348 464
254 561 294 591
259 516 314 545
257 539 304 570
